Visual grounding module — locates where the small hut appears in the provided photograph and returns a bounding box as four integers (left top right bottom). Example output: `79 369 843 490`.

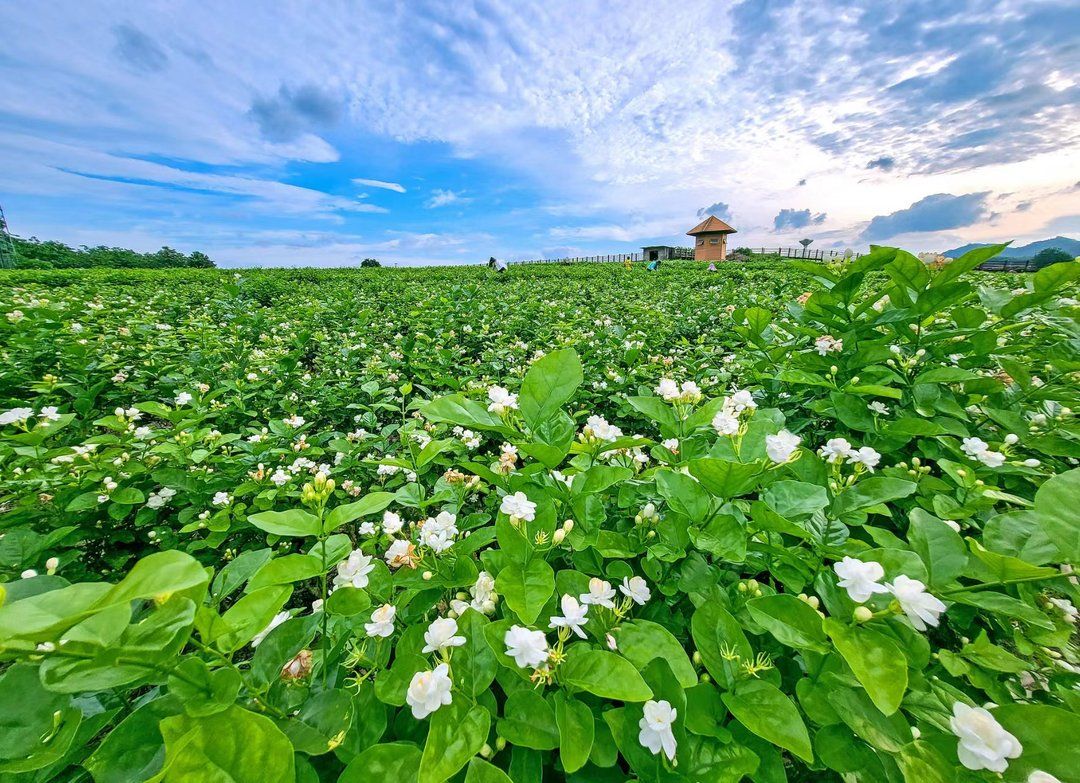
687 215 737 262
641 245 677 263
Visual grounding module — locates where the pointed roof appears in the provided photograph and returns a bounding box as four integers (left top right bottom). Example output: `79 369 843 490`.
687 215 737 235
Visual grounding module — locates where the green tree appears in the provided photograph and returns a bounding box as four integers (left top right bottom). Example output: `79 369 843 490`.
1031 247 1073 269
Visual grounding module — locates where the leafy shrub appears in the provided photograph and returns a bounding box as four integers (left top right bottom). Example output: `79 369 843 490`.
0 248 1078 782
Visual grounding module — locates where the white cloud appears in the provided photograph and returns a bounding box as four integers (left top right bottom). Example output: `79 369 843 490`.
353 178 406 193
425 189 469 208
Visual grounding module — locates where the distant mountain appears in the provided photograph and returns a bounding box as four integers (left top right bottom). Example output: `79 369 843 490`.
943 236 1080 260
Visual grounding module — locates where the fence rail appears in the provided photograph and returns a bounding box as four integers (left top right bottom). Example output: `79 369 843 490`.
510 246 1039 271
514 246 852 265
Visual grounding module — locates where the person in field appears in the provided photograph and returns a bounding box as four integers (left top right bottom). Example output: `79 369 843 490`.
707 262 717 272
488 256 507 273
646 258 660 271
623 256 633 270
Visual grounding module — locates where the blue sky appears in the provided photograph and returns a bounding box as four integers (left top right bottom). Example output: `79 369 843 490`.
0 0 1077 266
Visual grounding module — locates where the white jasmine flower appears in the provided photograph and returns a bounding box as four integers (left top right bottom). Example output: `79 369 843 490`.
949 702 1022 773
847 446 881 471
504 625 549 668
500 491 537 522
20 569 37 579
284 414 305 427
365 604 396 638
270 469 289 486
385 539 418 569
833 557 889 603
174 392 192 406
422 617 466 653
584 415 623 443
580 577 617 609
978 450 1005 468
765 430 801 463
549 595 589 639
725 389 757 414
38 406 61 421
0 407 34 426
382 510 404 535
620 576 651 605
887 575 946 631
406 663 453 719
638 700 678 761
819 438 853 463
961 437 990 457
655 378 680 401
211 491 231 506
334 550 375 589
487 385 519 414
868 401 889 415
252 610 290 647
711 411 740 436
470 571 497 613
661 438 679 452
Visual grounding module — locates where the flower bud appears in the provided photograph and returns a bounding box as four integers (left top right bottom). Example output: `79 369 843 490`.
854 606 873 623
422 571 433 581
552 529 566 545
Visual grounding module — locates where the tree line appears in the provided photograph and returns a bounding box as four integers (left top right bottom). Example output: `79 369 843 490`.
7 236 215 269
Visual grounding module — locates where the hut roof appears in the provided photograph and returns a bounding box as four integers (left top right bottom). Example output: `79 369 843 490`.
687 215 737 235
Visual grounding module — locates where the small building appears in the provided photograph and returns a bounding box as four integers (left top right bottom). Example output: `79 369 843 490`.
687 215 737 262
641 245 678 263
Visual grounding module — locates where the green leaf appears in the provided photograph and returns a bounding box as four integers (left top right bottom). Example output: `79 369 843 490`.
553 692 594 774
831 477 916 516
418 701 490 783
688 458 761 498
465 758 514 783
325 492 396 531
746 594 828 652
627 396 677 430
656 469 713 524
155 706 294 782
722 680 813 763
453 609 498 698
907 509 967 588
497 690 559 750
246 554 324 591
247 509 321 538
1033 467 1079 563
931 243 1008 287
422 394 515 434
84 697 180 783
561 649 653 701
616 619 698 688
691 601 752 689
336 742 422 782
168 658 241 717
495 559 554 625
0 664 73 767
823 618 908 715
993 704 1080 783
519 348 583 429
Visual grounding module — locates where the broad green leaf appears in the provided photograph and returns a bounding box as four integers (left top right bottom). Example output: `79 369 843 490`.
553 692 594 774
247 509 321 538
454 609 498 697
246 554 324 591
746 594 827 652
154 706 294 783
691 601 752 689
688 458 761 498
722 680 813 763
616 619 698 688
1033 467 1079 562
497 690 558 750
495 559 554 625
823 618 907 715
465 758 513 783
418 701 490 783
561 649 653 701
325 492 396 531
907 509 967 587
519 348 582 429
339 742 422 782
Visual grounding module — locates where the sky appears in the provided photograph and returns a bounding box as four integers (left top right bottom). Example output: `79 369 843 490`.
0 0 1077 267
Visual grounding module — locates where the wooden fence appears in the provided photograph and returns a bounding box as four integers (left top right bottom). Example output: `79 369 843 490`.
514 246 850 265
